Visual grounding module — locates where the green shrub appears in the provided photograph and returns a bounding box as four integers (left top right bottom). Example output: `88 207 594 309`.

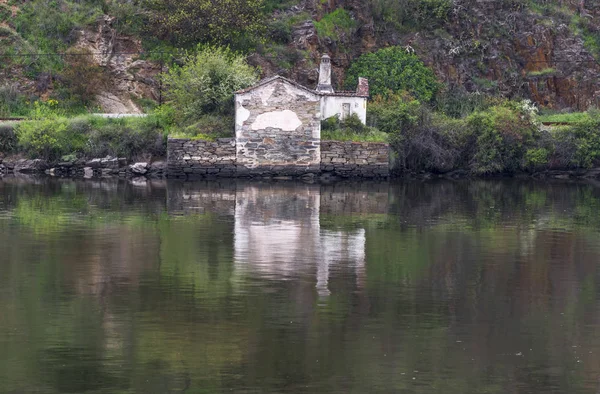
525 147 550 170
162 45 259 122
366 93 422 133
345 47 440 102
314 8 357 41
369 0 451 31
388 104 467 173
0 122 18 154
0 84 31 117
16 118 82 160
561 115 600 168
321 114 388 142
15 115 166 161
467 103 538 174
434 87 496 118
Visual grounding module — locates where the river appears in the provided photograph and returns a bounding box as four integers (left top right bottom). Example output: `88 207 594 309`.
1 177 600 393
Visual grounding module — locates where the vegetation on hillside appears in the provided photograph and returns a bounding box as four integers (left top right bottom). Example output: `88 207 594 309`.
2 0 600 175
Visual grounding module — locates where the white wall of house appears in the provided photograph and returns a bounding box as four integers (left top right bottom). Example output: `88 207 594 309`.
320 95 367 124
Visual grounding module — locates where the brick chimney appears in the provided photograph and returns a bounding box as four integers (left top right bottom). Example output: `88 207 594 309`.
356 77 369 97
316 54 334 93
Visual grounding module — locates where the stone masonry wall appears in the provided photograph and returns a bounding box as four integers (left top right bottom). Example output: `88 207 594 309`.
167 138 236 178
320 141 389 178
235 78 321 175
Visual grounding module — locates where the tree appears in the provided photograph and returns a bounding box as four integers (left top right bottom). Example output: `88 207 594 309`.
345 46 440 102
162 46 259 121
143 0 264 48
62 47 107 105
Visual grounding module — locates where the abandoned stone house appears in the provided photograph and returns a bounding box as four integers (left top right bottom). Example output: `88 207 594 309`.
234 54 370 171
168 55 389 179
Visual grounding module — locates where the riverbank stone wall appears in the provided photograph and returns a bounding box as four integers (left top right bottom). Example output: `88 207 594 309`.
167 138 237 178
166 137 390 179
320 141 389 178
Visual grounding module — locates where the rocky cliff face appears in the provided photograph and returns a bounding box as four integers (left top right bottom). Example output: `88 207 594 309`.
73 16 161 113
257 0 600 111
3 0 599 112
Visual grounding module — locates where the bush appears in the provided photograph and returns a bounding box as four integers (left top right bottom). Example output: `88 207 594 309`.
14 115 166 161
314 8 357 41
467 102 539 174
0 84 30 117
0 122 17 155
369 0 451 31
162 46 259 123
387 103 467 173
321 114 388 142
61 47 107 105
559 113 600 168
345 47 440 102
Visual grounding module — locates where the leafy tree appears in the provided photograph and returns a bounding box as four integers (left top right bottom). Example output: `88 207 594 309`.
143 0 264 48
161 46 258 122
345 47 440 102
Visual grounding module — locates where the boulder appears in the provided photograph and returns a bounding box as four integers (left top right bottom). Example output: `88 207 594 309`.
130 162 148 175
14 159 48 173
83 167 94 179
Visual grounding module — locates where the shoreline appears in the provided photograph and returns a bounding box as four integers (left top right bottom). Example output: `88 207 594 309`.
2 156 600 182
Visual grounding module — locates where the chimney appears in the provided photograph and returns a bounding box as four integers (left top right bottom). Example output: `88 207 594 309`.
356 77 369 96
316 54 334 93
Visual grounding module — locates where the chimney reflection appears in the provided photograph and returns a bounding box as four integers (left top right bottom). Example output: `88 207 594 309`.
233 182 375 297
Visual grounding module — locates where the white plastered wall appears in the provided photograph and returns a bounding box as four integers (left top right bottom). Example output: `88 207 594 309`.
320 95 367 124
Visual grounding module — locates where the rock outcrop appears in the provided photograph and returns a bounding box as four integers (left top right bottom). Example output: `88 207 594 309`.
72 16 162 113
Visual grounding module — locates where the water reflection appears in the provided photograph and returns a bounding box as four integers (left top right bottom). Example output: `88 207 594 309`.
1 177 600 393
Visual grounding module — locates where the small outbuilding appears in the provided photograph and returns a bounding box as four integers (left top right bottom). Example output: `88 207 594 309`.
234 54 369 173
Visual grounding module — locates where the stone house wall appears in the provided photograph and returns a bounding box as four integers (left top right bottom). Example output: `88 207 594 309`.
320 141 389 178
167 138 236 178
235 77 322 175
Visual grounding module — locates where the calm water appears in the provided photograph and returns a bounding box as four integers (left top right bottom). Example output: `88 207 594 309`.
1 177 600 393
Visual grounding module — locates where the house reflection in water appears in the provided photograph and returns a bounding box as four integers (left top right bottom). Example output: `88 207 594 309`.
233 183 367 297
167 180 389 297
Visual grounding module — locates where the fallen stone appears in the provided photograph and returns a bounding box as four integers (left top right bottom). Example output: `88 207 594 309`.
83 167 94 178
130 162 148 175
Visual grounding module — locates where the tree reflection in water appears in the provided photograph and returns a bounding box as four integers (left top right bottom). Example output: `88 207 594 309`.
1 177 600 393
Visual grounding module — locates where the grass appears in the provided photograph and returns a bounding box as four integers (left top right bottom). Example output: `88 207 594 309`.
537 112 589 123
527 67 557 77
321 128 389 143
314 8 356 41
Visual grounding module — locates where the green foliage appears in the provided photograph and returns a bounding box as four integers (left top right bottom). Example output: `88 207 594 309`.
0 84 30 117
0 3 11 23
162 45 258 123
467 103 539 174
525 147 550 169
321 114 388 142
369 0 452 32
175 115 234 139
11 0 104 73
61 47 107 105
0 122 18 154
559 112 600 168
16 118 83 161
314 8 357 41
383 98 467 172
345 47 440 102
143 0 265 48
537 111 589 123
527 68 557 77
434 87 497 118
14 115 166 161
